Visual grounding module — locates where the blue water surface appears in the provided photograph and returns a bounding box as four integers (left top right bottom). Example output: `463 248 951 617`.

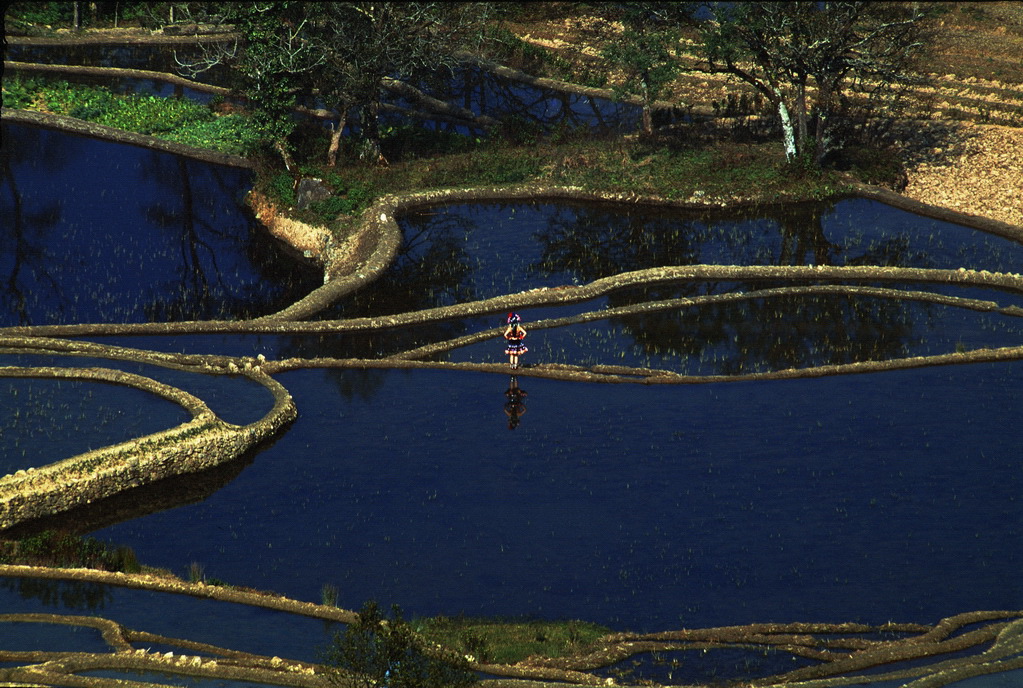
0 122 320 326
89 362 1023 633
0 577 335 661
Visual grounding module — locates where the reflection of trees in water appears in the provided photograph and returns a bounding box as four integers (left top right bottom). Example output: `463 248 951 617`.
0 125 79 326
322 209 478 353
534 201 929 371
274 210 481 400
777 202 838 266
2 126 319 326
531 204 706 282
138 152 319 321
0 577 112 612
141 153 225 321
618 291 918 373
378 209 478 311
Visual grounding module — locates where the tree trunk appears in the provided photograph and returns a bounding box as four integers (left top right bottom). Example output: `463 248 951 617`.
795 79 808 152
641 75 653 134
364 100 387 166
73 2 80 30
775 94 797 161
275 140 295 172
813 82 836 166
326 111 348 168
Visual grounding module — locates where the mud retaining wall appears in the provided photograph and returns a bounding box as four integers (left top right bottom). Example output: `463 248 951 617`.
0 367 296 533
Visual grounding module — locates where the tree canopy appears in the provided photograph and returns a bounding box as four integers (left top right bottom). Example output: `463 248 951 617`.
132 1 934 169
598 2 696 134
176 1 494 167
695 1 931 164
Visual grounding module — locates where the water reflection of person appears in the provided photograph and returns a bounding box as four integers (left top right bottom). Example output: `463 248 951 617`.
503 312 528 369
504 376 528 430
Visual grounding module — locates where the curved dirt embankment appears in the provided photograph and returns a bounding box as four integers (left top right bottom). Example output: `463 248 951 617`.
253 176 1023 322
0 563 357 622
0 350 296 532
1 564 1021 688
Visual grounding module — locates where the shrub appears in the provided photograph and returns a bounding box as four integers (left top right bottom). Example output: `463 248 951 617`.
324 601 477 688
309 195 361 221
379 123 480 161
266 172 297 207
187 561 205 583
830 144 908 191
6 2 72 27
322 583 340 607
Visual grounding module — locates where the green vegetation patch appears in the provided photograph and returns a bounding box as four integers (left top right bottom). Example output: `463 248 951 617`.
326 601 478 688
361 137 849 204
0 530 141 573
279 133 855 237
160 113 263 156
2 76 262 156
415 614 611 664
5 74 858 228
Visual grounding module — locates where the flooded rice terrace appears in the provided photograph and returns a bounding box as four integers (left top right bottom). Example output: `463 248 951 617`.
2 47 1023 686
4 122 1023 619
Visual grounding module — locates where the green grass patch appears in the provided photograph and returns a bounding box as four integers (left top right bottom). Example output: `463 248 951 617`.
278 134 856 241
160 114 262 156
415 615 611 664
314 173 374 219
2 76 262 156
263 171 297 207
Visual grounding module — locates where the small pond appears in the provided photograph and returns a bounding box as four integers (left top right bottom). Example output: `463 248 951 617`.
1 122 321 326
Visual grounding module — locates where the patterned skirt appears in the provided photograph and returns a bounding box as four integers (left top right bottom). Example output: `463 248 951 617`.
505 340 528 355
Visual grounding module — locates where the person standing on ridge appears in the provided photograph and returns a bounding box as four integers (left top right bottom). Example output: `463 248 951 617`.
503 312 528 369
